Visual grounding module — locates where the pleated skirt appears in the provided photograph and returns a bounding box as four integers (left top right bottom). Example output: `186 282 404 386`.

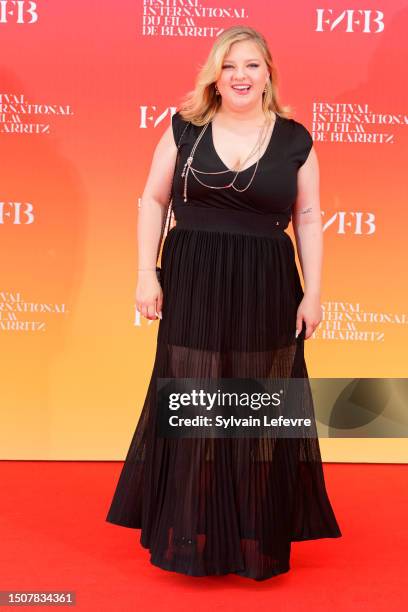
106 205 342 581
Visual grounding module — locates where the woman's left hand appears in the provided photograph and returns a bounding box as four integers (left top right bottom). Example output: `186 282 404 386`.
295 294 322 340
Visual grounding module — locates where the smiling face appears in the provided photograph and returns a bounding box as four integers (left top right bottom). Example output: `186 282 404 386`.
215 39 270 110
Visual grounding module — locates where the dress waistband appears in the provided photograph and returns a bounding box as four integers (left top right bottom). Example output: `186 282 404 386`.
174 205 289 237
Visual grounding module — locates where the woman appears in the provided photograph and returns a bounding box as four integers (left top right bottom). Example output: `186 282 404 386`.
106 25 342 581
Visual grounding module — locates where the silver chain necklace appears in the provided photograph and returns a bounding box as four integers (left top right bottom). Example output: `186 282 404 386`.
181 116 274 203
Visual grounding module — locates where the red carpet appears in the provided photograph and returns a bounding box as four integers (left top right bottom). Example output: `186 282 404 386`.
0 461 406 611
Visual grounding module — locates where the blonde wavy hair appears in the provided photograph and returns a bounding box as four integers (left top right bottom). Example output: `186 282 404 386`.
177 25 293 126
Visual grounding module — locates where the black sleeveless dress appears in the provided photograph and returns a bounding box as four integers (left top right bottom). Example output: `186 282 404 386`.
106 110 342 581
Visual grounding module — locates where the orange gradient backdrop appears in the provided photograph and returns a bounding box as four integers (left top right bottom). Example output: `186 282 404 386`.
0 1 407 461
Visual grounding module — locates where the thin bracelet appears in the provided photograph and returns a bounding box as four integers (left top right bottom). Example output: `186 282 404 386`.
138 268 157 271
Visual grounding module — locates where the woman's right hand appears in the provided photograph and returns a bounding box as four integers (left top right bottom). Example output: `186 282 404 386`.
136 271 163 320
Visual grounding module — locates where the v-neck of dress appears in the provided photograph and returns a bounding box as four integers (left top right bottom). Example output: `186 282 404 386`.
209 113 280 173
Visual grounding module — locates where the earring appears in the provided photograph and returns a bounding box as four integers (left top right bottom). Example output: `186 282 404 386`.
215 84 220 95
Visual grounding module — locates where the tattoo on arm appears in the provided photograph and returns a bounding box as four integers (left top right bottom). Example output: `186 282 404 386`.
300 207 312 214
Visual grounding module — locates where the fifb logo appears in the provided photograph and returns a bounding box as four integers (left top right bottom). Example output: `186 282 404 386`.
316 9 384 33
0 202 34 224
139 106 177 129
322 211 376 235
0 1 38 24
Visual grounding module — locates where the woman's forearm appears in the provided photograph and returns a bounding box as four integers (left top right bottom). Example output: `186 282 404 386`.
293 219 323 298
137 196 167 271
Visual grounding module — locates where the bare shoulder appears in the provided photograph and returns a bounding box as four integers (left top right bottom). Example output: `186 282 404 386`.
153 122 177 157
140 121 178 205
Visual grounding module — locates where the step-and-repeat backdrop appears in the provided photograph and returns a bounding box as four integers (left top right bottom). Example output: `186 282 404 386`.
1 2 407 461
